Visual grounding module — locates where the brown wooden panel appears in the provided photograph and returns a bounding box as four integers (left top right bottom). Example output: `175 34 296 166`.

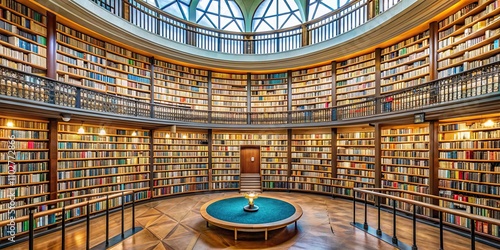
240 147 260 173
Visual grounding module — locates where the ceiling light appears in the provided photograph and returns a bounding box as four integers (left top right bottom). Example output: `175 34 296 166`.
61 113 71 122
483 119 494 127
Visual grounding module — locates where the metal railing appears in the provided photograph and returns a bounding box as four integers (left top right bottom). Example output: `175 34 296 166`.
0 61 500 126
88 0 402 54
0 189 143 249
353 188 500 250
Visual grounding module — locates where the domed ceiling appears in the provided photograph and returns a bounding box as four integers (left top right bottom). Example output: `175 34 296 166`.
143 0 348 32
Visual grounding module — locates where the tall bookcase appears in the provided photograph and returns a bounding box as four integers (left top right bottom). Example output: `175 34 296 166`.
437 1 500 78
0 116 50 238
290 129 332 194
381 124 432 216
153 129 209 197
335 52 376 106
291 65 332 122
57 123 151 205
333 127 375 200
211 130 288 190
438 118 500 237
250 73 288 124
56 23 152 100
211 72 247 124
153 59 209 110
56 23 111 92
105 41 151 100
0 0 47 75
380 30 430 95
259 131 288 190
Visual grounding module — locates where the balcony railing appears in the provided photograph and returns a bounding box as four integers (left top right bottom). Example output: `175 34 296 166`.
88 0 402 55
1 62 499 126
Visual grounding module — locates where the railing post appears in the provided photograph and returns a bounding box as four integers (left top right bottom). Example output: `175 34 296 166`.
352 189 356 224
392 200 398 245
61 206 66 250
75 87 81 108
86 202 90 250
121 192 125 237
412 205 417 250
376 195 381 235
29 208 34 250
439 211 444 250
132 190 136 230
106 194 110 246
471 219 475 250
301 24 308 47
363 194 368 230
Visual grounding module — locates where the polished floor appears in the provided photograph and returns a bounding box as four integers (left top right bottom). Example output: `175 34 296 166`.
4 191 498 250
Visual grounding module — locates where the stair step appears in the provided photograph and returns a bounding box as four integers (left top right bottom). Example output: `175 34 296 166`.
240 182 260 187
241 177 261 180
240 190 262 193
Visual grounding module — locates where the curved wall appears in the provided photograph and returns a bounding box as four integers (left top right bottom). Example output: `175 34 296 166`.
37 0 457 71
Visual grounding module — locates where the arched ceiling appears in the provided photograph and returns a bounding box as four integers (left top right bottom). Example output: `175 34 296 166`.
150 0 308 31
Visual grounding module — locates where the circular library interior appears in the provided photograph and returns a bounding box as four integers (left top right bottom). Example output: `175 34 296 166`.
1 0 500 249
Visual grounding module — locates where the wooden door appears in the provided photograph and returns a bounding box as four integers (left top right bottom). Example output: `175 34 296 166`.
240 147 260 173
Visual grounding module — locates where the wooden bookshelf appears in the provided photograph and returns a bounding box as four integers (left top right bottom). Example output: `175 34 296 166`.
211 72 247 124
104 40 151 100
211 130 288 190
56 23 152 100
56 123 150 205
438 117 500 237
381 124 432 216
250 73 288 124
153 129 209 197
380 30 430 95
0 0 47 75
291 65 332 122
56 23 111 93
290 129 332 194
259 131 288 190
335 53 376 106
333 127 375 201
153 59 209 110
437 0 500 78
0 116 49 238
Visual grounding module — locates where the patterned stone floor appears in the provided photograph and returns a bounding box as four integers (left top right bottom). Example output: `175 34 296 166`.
4 191 498 250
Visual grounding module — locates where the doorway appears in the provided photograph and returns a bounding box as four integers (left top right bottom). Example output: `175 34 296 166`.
240 146 260 173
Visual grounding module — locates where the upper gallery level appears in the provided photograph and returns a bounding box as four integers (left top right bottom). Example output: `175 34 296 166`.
36 0 456 70
1 0 500 128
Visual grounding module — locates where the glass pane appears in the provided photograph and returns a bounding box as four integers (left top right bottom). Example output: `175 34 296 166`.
220 16 232 28
268 0 277 16
208 1 219 13
254 0 270 17
227 1 243 18
198 0 210 10
309 0 347 20
252 0 302 31
278 0 290 15
198 15 214 28
196 0 245 31
224 21 241 32
156 0 175 8
164 4 183 18
278 14 289 28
